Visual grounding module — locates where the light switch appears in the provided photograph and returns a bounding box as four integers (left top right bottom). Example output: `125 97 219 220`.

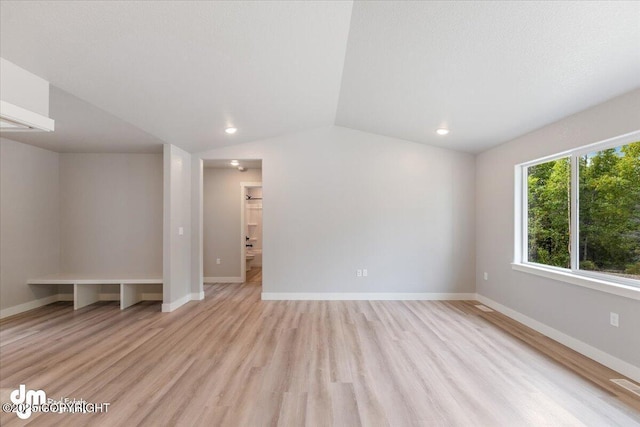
178 227 184 235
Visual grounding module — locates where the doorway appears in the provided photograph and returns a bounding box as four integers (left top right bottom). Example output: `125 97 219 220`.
241 182 262 284
201 160 262 286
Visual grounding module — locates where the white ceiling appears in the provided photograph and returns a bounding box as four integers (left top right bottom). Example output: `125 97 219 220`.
0 1 353 153
1 1 639 154
336 1 640 152
204 159 262 169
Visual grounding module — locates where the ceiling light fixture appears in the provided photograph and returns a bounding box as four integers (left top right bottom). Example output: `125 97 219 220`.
436 128 449 136
225 127 238 134
230 160 239 166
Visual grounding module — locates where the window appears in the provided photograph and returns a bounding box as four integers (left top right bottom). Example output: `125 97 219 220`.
516 131 640 292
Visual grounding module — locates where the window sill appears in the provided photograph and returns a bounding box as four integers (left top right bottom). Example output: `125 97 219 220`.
511 263 640 301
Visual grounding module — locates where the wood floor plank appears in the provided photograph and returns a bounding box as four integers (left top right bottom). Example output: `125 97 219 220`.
1 276 639 426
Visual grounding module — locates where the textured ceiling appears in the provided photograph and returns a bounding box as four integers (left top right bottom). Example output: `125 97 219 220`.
0 1 353 152
336 1 640 152
1 1 639 154
204 159 262 169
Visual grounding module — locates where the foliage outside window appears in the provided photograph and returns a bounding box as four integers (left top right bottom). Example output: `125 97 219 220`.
527 157 571 268
578 143 640 279
522 135 640 286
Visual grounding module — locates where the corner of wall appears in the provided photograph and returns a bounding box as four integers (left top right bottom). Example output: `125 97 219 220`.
162 144 194 312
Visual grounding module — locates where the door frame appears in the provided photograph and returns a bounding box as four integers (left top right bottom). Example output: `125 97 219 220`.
240 181 262 283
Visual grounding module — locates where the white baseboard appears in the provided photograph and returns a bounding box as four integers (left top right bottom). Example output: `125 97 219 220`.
162 293 191 312
97 293 120 301
261 292 477 301
1 291 166 319
141 293 164 301
57 292 162 301
191 291 205 301
476 294 640 383
59 292 162 302
204 276 242 283
0 295 60 319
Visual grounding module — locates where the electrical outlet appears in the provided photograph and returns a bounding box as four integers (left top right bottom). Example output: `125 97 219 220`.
610 312 619 327
483 272 488 281
357 269 362 277
216 258 221 265
363 269 368 277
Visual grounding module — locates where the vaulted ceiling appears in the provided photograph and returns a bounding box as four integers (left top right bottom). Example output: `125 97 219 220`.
1 1 639 154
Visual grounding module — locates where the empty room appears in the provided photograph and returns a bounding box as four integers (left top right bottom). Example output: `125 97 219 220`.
0 1 639 426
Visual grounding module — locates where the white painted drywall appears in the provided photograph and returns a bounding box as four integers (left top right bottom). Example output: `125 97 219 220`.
59 154 163 276
191 157 203 298
476 89 640 368
0 57 50 116
0 138 59 310
203 167 262 278
163 144 192 310
194 126 476 295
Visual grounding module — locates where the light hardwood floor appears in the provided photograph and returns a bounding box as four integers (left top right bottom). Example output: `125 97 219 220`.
247 267 262 284
1 281 639 426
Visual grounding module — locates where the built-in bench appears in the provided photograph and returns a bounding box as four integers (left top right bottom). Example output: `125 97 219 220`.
28 274 163 310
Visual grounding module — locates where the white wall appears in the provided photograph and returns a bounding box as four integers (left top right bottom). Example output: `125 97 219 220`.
59 153 163 275
194 126 476 296
203 167 262 278
163 144 192 310
191 157 203 298
476 89 640 371
0 138 59 313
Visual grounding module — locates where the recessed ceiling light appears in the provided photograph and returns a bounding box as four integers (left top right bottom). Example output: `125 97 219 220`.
230 160 239 166
225 127 237 134
436 128 449 136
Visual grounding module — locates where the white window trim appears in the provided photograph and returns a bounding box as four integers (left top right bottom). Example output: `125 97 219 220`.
513 130 640 300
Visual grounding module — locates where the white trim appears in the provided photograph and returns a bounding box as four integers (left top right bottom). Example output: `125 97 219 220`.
513 164 524 263
0 100 55 132
512 263 640 301
261 292 477 301
476 294 640 383
191 291 205 301
162 293 191 312
203 276 243 283
570 153 579 271
0 295 60 319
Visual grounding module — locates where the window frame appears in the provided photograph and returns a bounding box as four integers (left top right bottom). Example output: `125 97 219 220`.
514 130 640 300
